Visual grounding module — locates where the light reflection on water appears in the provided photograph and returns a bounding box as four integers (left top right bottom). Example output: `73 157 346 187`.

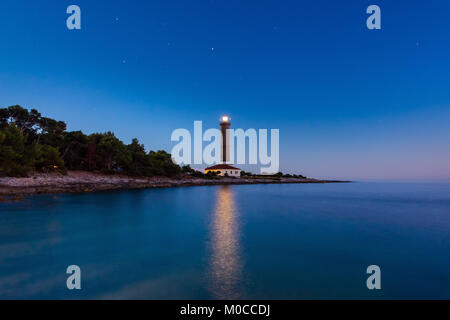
1 182 450 299
207 186 244 299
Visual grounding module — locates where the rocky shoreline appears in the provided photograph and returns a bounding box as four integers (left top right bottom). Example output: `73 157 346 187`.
0 171 350 201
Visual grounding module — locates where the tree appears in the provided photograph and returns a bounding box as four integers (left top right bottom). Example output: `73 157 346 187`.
0 125 27 176
95 132 131 173
148 150 181 177
0 106 184 178
38 117 67 146
34 145 65 172
126 138 150 176
0 106 41 141
181 165 196 174
60 131 89 170
240 170 252 177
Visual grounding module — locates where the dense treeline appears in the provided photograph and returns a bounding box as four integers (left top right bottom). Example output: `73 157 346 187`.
0 106 181 177
240 171 306 179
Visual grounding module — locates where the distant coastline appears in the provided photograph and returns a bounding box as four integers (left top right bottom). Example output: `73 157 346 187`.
0 171 350 201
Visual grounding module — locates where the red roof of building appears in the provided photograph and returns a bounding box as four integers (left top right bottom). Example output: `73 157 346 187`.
205 164 241 170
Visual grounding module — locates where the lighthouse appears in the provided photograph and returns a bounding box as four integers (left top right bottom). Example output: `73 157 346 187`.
220 116 231 163
204 116 241 177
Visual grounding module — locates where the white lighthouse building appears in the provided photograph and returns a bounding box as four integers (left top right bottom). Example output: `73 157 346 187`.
204 116 241 177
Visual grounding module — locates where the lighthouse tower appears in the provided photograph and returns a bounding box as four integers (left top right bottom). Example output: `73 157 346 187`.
220 116 231 163
204 116 241 178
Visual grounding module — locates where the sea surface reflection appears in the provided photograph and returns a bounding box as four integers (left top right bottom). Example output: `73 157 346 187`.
1 182 450 299
207 186 243 299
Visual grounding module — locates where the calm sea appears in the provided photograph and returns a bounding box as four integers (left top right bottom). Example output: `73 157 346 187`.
0 182 449 299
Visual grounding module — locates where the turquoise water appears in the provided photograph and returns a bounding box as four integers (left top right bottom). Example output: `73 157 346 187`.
0 182 449 299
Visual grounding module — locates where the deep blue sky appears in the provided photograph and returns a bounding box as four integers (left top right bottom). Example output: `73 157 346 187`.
1 0 449 180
